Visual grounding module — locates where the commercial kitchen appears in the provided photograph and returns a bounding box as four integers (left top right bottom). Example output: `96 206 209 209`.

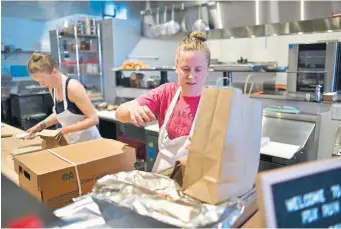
1 1 341 228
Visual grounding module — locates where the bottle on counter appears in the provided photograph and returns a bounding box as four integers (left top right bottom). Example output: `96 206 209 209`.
62 40 67 51
92 63 99 74
315 85 322 103
90 19 97 35
67 41 73 52
89 39 98 52
84 17 91 35
77 20 85 35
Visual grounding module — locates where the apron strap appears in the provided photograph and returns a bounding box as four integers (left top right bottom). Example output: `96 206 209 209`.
53 88 56 107
61 74 68 111
189 96 201 136
163 87 181 126
53 74 68 111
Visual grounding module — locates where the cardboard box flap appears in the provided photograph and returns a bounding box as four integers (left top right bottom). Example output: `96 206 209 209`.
49 139 132 164
38 129 61 139
14 150 72 176
13 139 133 176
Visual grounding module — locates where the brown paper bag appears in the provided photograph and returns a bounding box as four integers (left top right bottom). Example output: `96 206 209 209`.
183 87 262 204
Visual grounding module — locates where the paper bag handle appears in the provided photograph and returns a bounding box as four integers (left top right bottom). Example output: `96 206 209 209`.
244 74 255 96
215 77 232 87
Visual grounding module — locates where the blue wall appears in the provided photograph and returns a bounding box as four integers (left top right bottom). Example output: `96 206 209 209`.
1 17 46 52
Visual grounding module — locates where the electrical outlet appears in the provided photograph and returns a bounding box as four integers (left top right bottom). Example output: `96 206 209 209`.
332 104 341 121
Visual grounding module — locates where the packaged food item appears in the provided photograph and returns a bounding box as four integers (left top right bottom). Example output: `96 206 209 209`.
121 61 150 69
96 102 108 109
106 105 119 111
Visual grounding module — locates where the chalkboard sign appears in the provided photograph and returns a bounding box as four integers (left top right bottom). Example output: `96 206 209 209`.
256 157 341 228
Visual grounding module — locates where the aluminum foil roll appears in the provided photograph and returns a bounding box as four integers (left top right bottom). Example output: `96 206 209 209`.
54 171 255 228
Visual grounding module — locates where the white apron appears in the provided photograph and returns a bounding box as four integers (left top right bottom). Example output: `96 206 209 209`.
152 87 198 173
53 74 101 144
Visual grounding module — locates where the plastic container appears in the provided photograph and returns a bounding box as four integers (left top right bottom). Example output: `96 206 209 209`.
10 66 29 78
90 39 98 52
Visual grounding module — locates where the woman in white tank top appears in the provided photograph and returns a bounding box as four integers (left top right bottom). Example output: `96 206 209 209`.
26 53 101 144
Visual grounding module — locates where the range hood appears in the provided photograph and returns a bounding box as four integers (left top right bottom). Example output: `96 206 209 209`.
141 1 341 39
207 17 341 39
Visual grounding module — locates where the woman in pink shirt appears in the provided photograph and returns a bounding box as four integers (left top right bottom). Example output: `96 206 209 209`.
116 32 210 173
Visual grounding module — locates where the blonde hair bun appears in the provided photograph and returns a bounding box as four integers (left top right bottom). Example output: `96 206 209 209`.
189 32 207 42
28 53 57 74
31 53 44 62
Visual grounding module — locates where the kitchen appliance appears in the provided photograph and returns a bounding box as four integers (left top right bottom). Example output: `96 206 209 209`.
180 3 188 33
160 6 168 36
150 8 161 37
167 5 180 35
287 41 341 93
10 91 53 130
192 5 209 32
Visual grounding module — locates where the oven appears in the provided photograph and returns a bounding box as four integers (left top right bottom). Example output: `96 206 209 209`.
287 41 341 93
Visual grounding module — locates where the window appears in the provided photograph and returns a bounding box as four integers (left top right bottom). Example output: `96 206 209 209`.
103 2 127 20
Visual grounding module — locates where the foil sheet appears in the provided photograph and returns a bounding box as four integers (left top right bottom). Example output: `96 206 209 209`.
54 171 255 228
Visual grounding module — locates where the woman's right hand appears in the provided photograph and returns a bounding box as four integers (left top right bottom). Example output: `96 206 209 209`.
129 105 156 127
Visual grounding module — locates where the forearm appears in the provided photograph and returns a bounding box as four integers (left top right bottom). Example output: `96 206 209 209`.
116 100 140 123
62 115 99 134
40 113 58 130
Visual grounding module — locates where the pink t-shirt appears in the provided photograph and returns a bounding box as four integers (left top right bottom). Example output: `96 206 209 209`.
136 83 200 140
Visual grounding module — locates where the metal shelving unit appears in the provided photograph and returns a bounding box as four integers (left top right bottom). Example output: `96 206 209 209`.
112 65 289 89
49 19 104 103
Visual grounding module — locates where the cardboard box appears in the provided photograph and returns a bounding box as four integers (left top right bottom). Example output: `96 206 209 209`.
170 156 187 188
13 138 136 209
38 129 68 150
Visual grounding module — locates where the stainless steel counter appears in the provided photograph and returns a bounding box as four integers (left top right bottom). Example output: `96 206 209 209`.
263 112 318 147
251 92 341 103
260 111 320 172
262 116 316 147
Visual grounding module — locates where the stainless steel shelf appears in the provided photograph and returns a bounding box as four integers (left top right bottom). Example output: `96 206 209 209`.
59 34 98 39
79 50 99 53
52 23 104 100
113 67 290 73
286 71 327 74
62 50 98 54
113 68 174 72
80 73 101 77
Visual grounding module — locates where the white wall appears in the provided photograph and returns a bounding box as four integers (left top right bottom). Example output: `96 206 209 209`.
207 31 341 85
207 31 341 65
128 32 341 86
127 35 184 82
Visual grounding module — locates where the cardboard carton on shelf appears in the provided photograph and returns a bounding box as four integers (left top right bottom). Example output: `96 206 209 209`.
13 138 136 209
